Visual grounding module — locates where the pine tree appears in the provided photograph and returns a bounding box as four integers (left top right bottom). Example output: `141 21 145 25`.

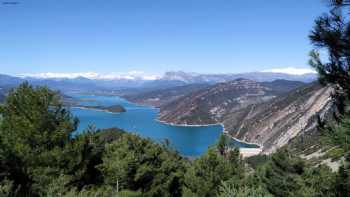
309 0 350 113
0 82 78 196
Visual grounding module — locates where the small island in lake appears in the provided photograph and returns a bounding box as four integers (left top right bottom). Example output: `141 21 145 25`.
62 96 127 113
104 105 127 113
77 105 127 113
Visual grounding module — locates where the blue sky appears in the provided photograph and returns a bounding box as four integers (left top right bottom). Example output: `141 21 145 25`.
0 0 327 75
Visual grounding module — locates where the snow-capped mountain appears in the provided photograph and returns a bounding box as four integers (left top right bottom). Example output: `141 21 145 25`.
18 71 161 81
18 67 317 82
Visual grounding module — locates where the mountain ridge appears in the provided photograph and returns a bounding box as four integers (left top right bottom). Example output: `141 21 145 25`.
0 71 316 95
157 79 306 125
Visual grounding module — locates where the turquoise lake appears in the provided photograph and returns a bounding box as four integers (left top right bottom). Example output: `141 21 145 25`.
70 94 256 156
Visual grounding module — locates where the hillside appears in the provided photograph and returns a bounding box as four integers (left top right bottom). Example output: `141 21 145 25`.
156 80 336 156
223 83 335 154
260 79 305 95
124 83 209 107
158 79 305 125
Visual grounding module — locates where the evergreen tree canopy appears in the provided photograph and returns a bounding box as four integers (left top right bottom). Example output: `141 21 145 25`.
309 0 350 112
0 83 79 196
99 133 187 197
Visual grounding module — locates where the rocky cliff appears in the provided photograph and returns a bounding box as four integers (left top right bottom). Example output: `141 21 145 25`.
223 83 335 154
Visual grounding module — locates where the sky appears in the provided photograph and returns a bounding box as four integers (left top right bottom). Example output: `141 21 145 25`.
0 0 328 76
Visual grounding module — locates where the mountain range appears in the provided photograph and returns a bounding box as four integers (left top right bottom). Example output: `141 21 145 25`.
0 70 317 94
161 71 316 83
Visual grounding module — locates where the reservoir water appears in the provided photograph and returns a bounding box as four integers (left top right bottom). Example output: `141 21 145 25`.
70 94 257 156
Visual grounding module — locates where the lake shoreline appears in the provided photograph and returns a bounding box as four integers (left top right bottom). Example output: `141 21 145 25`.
223 130 263 149
156 118 263 150
156 119 224 127
127 99 261 149
73 94 263 156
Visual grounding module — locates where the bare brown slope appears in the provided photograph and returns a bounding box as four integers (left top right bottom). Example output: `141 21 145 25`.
158 79 276 125
223 83 335 154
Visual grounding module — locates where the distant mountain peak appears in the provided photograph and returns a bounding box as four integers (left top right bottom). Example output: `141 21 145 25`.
162 71 199 82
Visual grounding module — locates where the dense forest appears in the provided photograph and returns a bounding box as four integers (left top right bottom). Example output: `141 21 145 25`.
1 1 350 196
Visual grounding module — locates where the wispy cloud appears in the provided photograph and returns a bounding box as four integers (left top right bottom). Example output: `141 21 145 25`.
261 67 317 75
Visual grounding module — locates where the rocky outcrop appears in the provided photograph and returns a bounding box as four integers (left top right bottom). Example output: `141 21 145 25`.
223 83 335 154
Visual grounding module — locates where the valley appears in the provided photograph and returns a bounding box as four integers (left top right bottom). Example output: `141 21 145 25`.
2 1 350 195
0 72 336 157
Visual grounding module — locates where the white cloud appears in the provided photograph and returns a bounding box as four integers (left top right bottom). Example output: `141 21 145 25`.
261 67 317 75
18 71 161 80
17 72 99 79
